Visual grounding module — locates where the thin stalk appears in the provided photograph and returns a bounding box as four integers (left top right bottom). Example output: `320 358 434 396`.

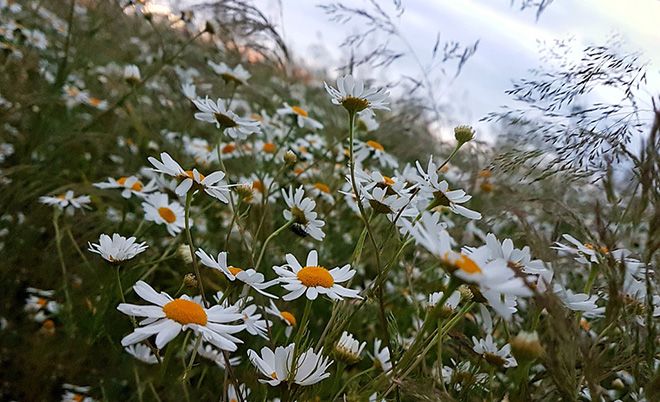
184 192 207 306
53 211 72 316
254 220 294 270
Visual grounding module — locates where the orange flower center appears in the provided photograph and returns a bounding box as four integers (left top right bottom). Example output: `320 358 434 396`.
158 207 177 223
280 311 296 326
252 180 265 193
88 97 103 107
270 371 278 379
297 266 334 288
222 143 236 153
37 298 48 307
263 142 277 153
294 167 304 176
291 106 308 117
117 176 144 191
366 140 384 151
455 254 481 274
228 266 243 276
382 176 395 186
163 299 208 325
314 182 331 194
182 170 205 181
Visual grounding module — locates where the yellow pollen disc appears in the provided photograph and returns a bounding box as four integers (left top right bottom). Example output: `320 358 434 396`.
252 180 265 193
382 176 395 186
37 298 48 307
73 394 84 402
66 87 79 96
270 371 278 379
163 299 208 326
297 266 334 288
299 146 308 153
228 266 243 276
158 207 177 223
117 176 143 191
584 243 594 250
366 140 384 151
314 182 331 194
230 399 237 402
182 170 205 181
222 143 236 153
56 194 67 200
291 105 308 117
262 142 277 153
455 254 481 274
600 246 609 253
280 311 296 326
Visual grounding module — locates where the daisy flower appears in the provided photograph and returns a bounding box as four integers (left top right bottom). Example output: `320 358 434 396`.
427 290 461 312
282 186 326 241
195 249 279 298
207 61 251 85
553 234 607 264
415 157 481 220
62 384 95 402
335 331 366 364
148 152 229 202
93 175 157 198
353 139 399 169
472 334 517 368
371 338 392 373
124 343 158 364
276 102 323 130
553 285 605 318
483 233 547 274
183 136 216 166
192 97 261 139
195 342 242 369
142 193 185 236
123 64 141 84
244 173 278 204
39 190 91 215
272 250 361 301
237 300 270 339
218 141 242 159
227 383 250 402
324 74 390 114
24 287 60 322
248 343 333 386
266 301 297 337
117 281 246 351
308 181 335 204
88 233 148 263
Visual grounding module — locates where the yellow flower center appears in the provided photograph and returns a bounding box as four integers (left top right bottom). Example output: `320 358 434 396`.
270 371 278 379
382 176 395 186
163 299 208 326
366 140 384 151
280 311 296 326
263 142 277 153
228 266 243 276
291 106 308 117
117 176 144 191
297 266 334 288
37 298 48 307
314 182 331 194
158 207 177 223
56 194 67 200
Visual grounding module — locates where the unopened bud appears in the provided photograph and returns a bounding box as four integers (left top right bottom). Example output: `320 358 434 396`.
204 21 216 35
284 150 297 166
454 125 475 144
235 183 254 202
178 244 193 264
458 285 473 302
510 331 544 362
183 273 198 289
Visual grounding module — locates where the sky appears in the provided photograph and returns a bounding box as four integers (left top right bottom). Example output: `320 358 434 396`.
250 0 660 136
159 0 660 138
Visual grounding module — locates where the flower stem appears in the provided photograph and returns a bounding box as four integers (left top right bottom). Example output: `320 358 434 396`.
254 220 293 271
184 192 207 306
436 142 463 173
53 211 72 317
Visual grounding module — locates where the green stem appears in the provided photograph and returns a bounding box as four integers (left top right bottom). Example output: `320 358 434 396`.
331 367 375 401
182 335 203 382
184 192 207 306
53 211 72 316
254 220 294 270
436 143 463 173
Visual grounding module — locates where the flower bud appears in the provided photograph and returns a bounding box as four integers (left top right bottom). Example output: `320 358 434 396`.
183 273 198 289
284 150 297 166
454 125 475 144
510 331 544 362
178 244 193 264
